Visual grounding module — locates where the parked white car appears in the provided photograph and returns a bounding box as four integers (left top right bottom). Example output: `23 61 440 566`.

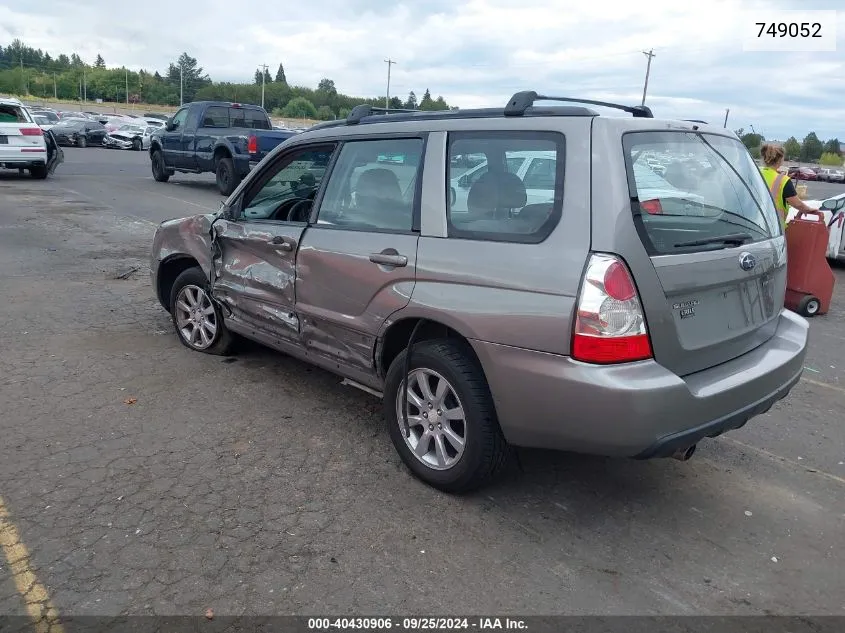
103 124 157 151
0 98 63 178
786 193 845 262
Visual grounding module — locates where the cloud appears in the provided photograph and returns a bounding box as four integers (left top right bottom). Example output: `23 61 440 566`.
1 0 843 139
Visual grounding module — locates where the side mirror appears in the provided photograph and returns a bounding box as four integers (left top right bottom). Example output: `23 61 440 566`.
165 121 176 132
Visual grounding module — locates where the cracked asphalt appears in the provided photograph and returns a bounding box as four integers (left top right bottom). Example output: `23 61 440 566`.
0 149 843 619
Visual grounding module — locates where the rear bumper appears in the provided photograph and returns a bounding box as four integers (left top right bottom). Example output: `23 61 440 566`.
0 153 47 168
471 309 809 457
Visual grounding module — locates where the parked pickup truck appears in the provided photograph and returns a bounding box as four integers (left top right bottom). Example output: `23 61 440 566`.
149 101 296 195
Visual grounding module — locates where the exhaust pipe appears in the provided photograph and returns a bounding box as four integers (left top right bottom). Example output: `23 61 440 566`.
671 444 696 461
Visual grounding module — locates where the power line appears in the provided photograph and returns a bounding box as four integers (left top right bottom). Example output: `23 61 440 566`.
641 49 655 106
384 58 397 109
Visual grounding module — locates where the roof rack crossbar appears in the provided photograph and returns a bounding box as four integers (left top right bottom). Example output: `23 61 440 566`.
346 104 420 125
505 91 654 118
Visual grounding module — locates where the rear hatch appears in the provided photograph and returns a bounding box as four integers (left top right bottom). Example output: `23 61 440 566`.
621 130 786 377
1 103 45 156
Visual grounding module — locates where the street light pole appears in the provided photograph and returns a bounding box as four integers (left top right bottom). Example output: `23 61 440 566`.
259 64 269 109
384 58 396 109
641 49 655 106
180 64 184 105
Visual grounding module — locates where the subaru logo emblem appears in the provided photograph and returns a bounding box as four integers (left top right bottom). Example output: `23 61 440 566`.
739 252 757 271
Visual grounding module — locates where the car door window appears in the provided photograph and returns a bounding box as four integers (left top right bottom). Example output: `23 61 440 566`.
316 138 424 232
240 146 335 221
170 108 188 130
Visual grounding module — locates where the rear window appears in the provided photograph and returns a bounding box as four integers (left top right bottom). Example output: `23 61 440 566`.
229 107 271 130
623 131 781 255
446 131 564 243
0 104 30 123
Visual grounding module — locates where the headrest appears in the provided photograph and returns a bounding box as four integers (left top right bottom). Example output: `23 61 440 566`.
355 168 402 199
467 171 527 214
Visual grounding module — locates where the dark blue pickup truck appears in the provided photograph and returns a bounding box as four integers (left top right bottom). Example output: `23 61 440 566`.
149 101 296 195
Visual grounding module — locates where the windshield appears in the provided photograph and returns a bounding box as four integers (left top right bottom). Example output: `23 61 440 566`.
623 131 781 255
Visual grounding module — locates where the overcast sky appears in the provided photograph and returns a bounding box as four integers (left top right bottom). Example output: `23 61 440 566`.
2 0 843 140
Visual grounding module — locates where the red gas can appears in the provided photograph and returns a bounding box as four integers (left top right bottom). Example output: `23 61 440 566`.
784 210 835 317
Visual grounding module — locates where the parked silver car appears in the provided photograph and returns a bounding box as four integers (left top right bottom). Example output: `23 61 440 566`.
149 93 809 492
103 124 157 151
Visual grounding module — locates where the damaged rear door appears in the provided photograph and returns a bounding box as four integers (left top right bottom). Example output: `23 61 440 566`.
210 143 338 345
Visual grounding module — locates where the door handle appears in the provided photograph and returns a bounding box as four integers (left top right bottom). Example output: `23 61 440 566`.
369 252 408 267
269 235 293 251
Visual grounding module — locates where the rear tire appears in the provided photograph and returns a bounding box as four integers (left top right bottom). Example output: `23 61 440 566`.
384 339 509 493
798 295 821 317
30 164 48 179
168 267 234 356
151 150 170 182
215 157 239 196
77 135 87 148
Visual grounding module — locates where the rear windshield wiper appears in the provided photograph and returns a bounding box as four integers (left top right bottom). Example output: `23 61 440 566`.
674 233 753 248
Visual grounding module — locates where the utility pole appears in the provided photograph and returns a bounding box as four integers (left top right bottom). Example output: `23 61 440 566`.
180 63 184 105
53 73 57 100
20 55 26 95
259 63 269 109
384 58 396 109
723 108 730 128
641 49 655 106
83 68 87 103
125 69 129 106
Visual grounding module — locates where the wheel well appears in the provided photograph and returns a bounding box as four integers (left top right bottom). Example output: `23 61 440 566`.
157 256 200 311
378 319 480 379
149 141 161 156
213 147 231 168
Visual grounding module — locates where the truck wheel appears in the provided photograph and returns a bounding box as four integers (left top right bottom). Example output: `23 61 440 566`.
151 150 170 182
30 164 48 179
384 339 510 493
215 157 239 196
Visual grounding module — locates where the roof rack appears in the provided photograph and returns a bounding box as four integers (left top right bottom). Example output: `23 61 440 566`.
504 91 653 118
347 104 419 125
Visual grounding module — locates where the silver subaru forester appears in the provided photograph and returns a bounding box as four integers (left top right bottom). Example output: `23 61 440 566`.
150 92 809 492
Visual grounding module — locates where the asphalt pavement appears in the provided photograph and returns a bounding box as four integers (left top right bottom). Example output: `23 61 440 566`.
0 149 844 622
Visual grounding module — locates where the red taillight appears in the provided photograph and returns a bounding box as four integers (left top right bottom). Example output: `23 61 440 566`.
572 253 652 364
247 135 258 154
640 199 662 215
20 127 43 136
603 261 636 301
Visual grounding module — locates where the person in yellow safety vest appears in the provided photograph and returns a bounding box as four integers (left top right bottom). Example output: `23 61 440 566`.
759 143 817 230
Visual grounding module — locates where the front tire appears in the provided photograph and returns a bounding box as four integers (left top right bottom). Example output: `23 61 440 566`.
151 150 170 182
384 339 509 493
215 157 240 196
77 135 87 148
169 267 234 355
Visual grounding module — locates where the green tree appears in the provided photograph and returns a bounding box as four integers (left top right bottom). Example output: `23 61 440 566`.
823 138 841 155
167 52 210 102
316 105 334 120
388 96 403 109
281 96 318 119
404 91 417 109
783 136 801 160
819 152 844 166
418 89 435 110
94 54 105 68
740 132 763 150
254 69 263 85
800 132 823 162
274 63 287 84
317 78 337 95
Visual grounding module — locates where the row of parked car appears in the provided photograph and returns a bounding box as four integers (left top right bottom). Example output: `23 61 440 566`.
29 105 168 151
786 164 845 183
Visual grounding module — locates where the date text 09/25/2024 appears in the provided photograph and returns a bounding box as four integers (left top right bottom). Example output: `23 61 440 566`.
742 10 837 51
307 617 527 630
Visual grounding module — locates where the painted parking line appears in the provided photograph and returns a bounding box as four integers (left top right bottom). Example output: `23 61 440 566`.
0 496 63 633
